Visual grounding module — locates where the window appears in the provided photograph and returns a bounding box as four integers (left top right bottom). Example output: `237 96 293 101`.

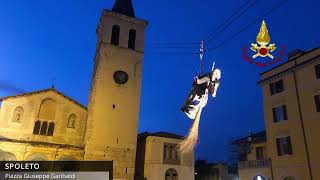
163 145 167 160
12 106 23 123
33 121 54 136
67 114 76 128
269 79 284 95
47 122 55 136
165 168 178 180
315 95 320 112
163 143 179 164
128 29 136 50
276 136 293 156
256 147 264 160
169 146 173 159
272 105 288 122
40 121 48 135
111 25 120 46
33 121 41 134
315 64 320 79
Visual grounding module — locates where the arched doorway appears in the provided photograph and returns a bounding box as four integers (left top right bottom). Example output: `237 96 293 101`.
165 168 178 180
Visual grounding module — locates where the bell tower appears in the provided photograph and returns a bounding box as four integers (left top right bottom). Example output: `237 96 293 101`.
84 0 148 179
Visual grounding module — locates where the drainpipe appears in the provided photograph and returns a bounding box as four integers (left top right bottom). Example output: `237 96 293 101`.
269 158 274 180
292 60 313 180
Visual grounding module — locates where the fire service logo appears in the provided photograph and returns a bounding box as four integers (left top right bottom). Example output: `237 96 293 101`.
242 20 285 67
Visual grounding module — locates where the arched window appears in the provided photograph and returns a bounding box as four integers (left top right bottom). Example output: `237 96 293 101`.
47 122 54 136
38 99 56 120
67 114 76 128
283 177 295 180
111 25 120 46
33 121 41 134
128 29 136 50
12 106 23 123
165 168 178 180
40 121 48 135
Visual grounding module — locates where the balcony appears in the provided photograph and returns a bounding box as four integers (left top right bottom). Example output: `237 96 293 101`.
238 159 271 169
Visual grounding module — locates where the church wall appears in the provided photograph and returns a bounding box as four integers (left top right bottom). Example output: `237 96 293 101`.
0 90 87 147
0 141 83 161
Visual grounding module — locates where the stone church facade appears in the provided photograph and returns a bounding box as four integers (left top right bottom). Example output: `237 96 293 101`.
0 0 147 180
0 1 194 180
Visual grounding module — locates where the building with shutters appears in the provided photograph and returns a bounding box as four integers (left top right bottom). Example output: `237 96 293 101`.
235 47 320 180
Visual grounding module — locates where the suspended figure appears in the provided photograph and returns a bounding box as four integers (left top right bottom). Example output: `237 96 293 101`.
179 67 221 153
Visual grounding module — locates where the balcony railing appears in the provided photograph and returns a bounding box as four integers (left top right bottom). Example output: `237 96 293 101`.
238 159 271 169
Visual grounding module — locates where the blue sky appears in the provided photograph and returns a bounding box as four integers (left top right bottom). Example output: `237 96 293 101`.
0 0 319 162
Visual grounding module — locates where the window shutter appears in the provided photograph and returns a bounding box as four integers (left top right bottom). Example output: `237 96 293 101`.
272 108 278 122
286 137 293 155
276 138 282 156
282 105 288 120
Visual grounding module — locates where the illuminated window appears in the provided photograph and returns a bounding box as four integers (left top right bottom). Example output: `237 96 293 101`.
272 105 288 122
269 79 284 95
12 106 23 123
111 25 120 46
128 29 136 50
276 136 293 156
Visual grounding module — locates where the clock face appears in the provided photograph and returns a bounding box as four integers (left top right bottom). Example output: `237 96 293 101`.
113 71 129 85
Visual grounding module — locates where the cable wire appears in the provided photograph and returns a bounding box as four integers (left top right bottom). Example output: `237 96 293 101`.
206 0 258 44
206 0 288 51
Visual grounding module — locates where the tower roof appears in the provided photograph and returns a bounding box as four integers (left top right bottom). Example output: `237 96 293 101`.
112 0 135 17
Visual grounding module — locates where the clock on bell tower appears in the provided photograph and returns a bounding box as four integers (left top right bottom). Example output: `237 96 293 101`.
84 0 148 179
